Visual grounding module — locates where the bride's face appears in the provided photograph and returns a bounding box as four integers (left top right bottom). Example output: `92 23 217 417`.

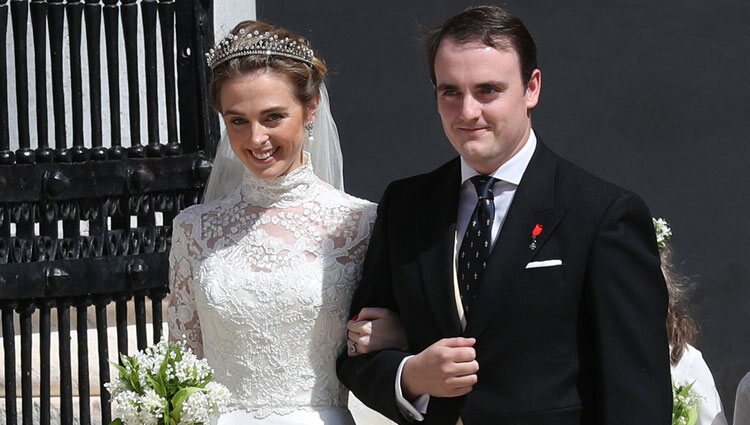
220 70 317 180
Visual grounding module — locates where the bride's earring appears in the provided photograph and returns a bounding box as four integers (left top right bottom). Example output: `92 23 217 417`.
305 121 314 145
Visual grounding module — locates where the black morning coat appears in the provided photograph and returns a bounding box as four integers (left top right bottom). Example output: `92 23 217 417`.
337 140 672 425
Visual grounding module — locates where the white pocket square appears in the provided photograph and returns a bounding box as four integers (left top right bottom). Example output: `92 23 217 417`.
525 259 563 269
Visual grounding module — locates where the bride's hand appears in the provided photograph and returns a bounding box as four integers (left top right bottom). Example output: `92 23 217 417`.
346 307 407 357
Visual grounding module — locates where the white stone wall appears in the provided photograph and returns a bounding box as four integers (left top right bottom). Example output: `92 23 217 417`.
214 0 256 36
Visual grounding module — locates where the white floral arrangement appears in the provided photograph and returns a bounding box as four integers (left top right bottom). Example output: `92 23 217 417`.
106 339 231 425
672 381 701 425
653 217 672 250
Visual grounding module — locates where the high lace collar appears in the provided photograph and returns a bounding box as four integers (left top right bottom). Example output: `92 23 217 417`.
239 157 320 208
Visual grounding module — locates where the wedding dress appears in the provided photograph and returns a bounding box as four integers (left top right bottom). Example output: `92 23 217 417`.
167 160 376 424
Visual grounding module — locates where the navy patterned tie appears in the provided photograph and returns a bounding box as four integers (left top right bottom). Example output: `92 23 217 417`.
458 175 498 321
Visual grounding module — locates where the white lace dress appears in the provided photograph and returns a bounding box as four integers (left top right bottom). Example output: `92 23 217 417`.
167 162 376 424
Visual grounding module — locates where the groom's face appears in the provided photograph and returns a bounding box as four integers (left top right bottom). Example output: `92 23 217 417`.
434 38 541 175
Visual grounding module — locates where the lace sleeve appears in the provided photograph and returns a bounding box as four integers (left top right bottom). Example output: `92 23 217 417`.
335 202 378 304
350 204 377 270
167 215 204 357
330 201 377 269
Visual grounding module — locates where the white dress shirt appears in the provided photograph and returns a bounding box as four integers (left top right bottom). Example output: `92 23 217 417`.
394 130 538 421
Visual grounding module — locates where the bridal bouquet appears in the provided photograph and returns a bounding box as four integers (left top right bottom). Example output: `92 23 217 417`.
672 381 701 425
106 339 231 425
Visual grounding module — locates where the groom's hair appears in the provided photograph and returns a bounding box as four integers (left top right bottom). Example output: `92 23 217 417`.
425 5 538 88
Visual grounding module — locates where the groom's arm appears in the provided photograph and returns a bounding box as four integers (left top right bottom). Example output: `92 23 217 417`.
585 192 673 424
337 183 413 423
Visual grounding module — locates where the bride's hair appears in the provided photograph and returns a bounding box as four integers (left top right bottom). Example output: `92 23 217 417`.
208 20 328 112
661 245 697 365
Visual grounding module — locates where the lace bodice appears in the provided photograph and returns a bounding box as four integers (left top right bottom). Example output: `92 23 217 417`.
167 162 376 418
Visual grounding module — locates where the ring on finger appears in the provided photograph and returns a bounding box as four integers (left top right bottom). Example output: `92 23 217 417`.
347 340 358 354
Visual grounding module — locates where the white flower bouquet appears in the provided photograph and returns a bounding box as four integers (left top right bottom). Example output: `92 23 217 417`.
672 381 701 425
106 339 231 425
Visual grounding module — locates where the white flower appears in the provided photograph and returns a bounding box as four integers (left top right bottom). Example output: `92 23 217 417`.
140 388 166 417
111 390 140 424
169 351 212 383
103 379 128 397
178 383 231 424
111 390 163 425
109 338 231 425
179 390 212 425
653 217 672 250
205 381 232 413
137 339 170 377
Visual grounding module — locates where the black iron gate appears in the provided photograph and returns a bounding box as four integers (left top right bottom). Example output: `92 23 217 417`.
0 0 218 424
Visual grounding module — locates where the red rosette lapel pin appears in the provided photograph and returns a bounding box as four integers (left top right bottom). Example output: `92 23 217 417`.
529 224 543 251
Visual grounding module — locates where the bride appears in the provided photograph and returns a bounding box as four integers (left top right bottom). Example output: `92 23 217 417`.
167 20 389 424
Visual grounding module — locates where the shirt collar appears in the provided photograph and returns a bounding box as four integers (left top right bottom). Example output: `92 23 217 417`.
460 129 537 186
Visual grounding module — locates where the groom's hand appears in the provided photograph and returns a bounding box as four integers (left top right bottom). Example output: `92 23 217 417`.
401 337 478 399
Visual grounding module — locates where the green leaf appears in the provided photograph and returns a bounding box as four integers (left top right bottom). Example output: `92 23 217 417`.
112 361 134 389
146 374 166 398
155 347 173 398
114 354 145 394
169 408 181 425
112 362 127 377
161 397 171 425
128 373 143 394
110 419 124 425
160 344 173 377
171 386 204 415
686 405 698 425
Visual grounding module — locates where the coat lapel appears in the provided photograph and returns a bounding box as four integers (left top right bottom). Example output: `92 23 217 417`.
464 142 568 339
416 159 463 337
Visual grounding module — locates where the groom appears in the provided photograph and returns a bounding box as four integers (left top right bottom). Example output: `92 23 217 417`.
338 5 672 425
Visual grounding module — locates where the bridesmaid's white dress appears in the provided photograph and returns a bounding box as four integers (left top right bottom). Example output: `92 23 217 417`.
671 344 728 425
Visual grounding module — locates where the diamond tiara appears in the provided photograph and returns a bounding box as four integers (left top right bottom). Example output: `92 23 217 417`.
206 28 315 69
